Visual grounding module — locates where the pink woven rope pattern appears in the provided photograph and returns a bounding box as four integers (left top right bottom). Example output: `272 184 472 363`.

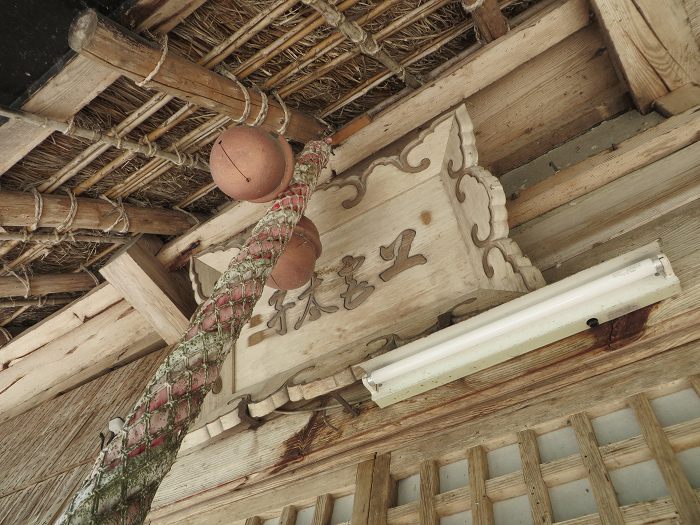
57 140 331 525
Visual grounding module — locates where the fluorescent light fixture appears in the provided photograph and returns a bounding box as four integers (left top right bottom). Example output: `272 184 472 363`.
360 242 680 408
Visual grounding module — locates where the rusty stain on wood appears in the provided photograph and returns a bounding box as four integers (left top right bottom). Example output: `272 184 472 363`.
590 303 657 351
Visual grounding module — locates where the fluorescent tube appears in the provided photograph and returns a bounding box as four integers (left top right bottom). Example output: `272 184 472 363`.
360 242 680 407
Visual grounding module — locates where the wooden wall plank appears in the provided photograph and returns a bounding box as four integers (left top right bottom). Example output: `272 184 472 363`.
517 430 553 525
352 459 376 525
570 413 624 525
368 453 393 525
628 393 700 523
467 446 494 525
419 461 440 525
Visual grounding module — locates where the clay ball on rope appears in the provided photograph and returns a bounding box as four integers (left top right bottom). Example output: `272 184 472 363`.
209 126 323 291
209 126 294 203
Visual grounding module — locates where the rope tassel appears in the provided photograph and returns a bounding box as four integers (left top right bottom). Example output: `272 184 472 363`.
56 139 331 525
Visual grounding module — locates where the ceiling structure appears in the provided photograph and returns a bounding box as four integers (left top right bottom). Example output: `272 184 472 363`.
0 0 699 523
0 0 540 338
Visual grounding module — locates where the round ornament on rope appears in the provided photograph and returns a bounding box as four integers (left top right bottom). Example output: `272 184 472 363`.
267 215 322 290
209 126 294 203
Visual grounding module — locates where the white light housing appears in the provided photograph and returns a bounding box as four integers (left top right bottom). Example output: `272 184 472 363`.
360 242 680 407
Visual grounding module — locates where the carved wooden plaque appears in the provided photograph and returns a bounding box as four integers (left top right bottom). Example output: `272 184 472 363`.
198 104 544 403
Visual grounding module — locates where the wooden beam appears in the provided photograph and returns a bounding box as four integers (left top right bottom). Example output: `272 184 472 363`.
0 0 206 177
517 430 553 525
0 273 96 298
68 10 325 143
467 446 494 525
462 0 509 42
628 394 700 523
512 141 700 270
331 0 591 171
654 84 700 117
590 0 700 112
0 299 163 423
507 106 700 227
570 413 624 524
0 190 196 236
100 238 195 344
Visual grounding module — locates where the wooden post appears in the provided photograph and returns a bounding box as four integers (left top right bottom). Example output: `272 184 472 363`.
68 10 325 143
279 506 297 525
570 413 624 525
101 237 196 344
590 0 700 112
462 0 509 42
311 494 334 525
419 460 440 525
352 458 375 525
0 273 97 298
0 190 197 236
467 446 494 525
368 453 393 525
517 430 553 525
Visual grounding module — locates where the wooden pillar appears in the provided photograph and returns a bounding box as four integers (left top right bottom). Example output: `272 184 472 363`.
68 9 325 143
590 0 700 112
462 0 509 42
0 190 197 236
312 494 334 525
352 458 375 525
368 453 393 525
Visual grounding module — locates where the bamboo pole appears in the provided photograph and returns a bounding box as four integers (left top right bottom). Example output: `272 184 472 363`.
0 190 197 235
279 0 453 98
0 232 129 244
301 0 423 89
0 273 97 298
0 105 210 172
264 0 402 90
0 296 74 308
321 21 473 117
68 9 325 143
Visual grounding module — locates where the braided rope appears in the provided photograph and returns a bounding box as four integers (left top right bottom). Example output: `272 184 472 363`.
30 188 43 231
137 35 169 88
99 195 130 234
57 140 331 525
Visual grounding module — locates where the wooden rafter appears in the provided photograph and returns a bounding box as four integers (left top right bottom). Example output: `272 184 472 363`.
68 10 325 143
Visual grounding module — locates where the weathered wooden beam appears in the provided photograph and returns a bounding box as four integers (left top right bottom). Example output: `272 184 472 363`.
0 0 207 177
68 10 326 143
654 84 700 117
462 0 509 42
507 106 700 227
100 238 195 344
331 0 591 171
0 273 96 298
590 0 700 112
0 299 163 423
0 190 196 236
